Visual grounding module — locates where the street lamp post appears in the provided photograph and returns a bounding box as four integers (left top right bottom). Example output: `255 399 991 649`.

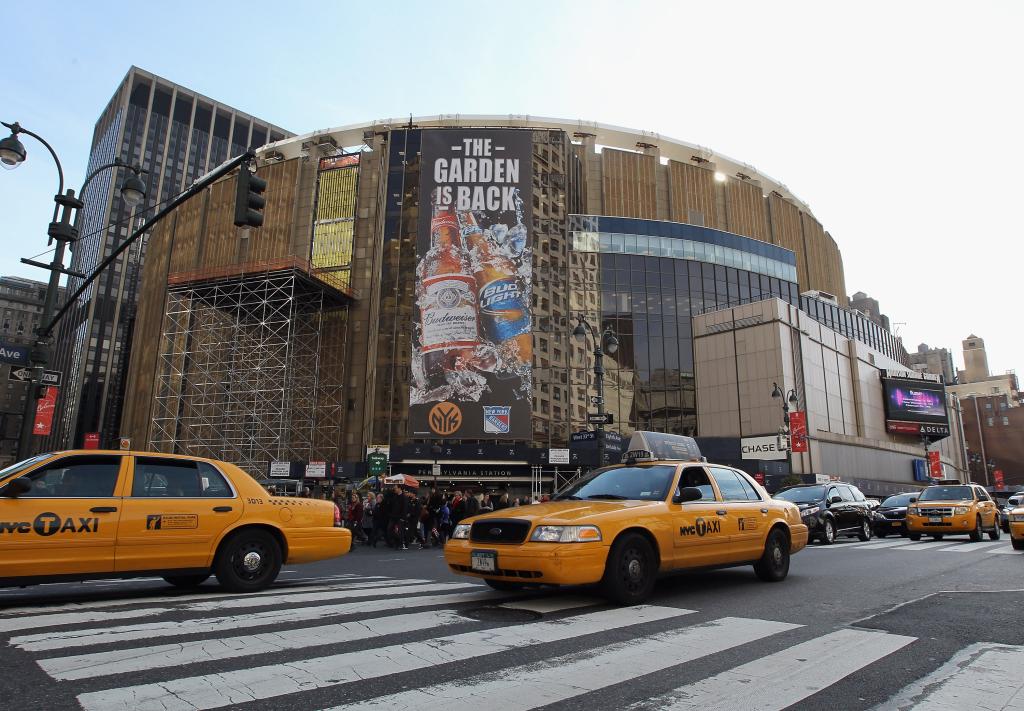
2 121 147 459
573 315 618 468
771 382 798 476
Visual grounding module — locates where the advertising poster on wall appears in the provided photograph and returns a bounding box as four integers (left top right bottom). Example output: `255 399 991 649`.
410 129 533 440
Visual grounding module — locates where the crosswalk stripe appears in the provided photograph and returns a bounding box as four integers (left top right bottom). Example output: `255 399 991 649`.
849 539 917 550
498 596 602 614
940 541 1006 552
992 547 1022 555
0 574 390 618
185 581 477 611
75 605 695 711
0 578 434 633
11 588 496 652
895 540 961 551
633 628 915 710
331 616 800 711
38 609 471 681
897 645 1024 709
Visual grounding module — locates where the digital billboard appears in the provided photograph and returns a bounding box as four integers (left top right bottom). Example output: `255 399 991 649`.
410 129 533 440
882 377 950 437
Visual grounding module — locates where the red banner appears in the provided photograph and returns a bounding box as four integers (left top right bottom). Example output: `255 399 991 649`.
994 469 1005 488
789 411 808 453
84 432 100 450
32 386 58 436
927 450 942 478
753 472 766 486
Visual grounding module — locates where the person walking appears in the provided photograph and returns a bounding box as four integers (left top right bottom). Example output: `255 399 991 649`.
361 494 375 544
437 496 451 544
371 492 386 547
347 491 366 543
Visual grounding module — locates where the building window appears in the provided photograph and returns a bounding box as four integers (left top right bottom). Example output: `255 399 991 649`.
1003 417 1010 426
986 417 994 426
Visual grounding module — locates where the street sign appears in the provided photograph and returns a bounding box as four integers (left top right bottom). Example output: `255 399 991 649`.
571 431 596 442
306 461 327 478
0 341 29 366
548 448 570 464
8 368 61 386
83 433 100 449
367 449 388 476
587 413 614 425
431 463 441 479
269 461 291 478
589 396 603 405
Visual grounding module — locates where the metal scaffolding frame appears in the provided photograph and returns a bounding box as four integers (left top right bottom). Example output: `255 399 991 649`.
150 268 347 474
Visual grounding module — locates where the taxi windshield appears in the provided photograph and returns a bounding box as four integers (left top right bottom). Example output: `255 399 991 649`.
556 465 677 502
774 486 825 504
920 486 973 501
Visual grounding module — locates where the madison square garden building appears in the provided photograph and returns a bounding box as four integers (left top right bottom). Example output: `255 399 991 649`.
118 116 966 494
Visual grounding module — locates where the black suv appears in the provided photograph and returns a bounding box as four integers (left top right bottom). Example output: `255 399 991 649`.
774 482 874 544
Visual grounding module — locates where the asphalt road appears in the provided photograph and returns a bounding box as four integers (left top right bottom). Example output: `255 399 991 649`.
1 532 1022 710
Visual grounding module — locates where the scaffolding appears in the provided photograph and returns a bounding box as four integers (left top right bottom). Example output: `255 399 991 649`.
150 265 349 474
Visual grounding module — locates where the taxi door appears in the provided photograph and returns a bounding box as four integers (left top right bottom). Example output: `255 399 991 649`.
115 456 243 573
707 466 768 561
975 486 998 528
0 454 127 579
669 466 732 568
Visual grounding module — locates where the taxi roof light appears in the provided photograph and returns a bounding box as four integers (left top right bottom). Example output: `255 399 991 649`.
621 432 702 463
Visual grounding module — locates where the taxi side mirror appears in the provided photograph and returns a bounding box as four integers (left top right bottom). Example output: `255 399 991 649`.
1 478 31 498
673 486 703 504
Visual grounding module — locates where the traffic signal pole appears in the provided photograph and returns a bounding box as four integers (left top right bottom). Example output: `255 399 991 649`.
18 152 259 458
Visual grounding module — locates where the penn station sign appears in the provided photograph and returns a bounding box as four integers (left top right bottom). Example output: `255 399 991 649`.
740 436 786 461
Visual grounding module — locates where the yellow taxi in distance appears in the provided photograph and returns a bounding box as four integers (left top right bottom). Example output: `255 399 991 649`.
1009 504 1024 550
905 483 1001 542
0 450 351 591
444 433 809 604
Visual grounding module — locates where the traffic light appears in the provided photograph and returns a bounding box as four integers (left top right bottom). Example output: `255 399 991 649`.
233 161 267 228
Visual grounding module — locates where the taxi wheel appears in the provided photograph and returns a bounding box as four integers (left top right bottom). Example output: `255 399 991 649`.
1012 538 1024 551
214 529 282 593
857 519 872 542
969 517 984 542
484 579 522 592
162 574 210 588
753 528 790 582
601 533 657 605
819 519 836 545
988 522 1001 541
909 533 922 541
930 534 944 541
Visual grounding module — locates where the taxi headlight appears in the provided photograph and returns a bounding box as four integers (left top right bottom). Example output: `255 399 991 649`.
1010 513 1024 523
907 507 918 516
954 506 970 515
451 524 471 540
530 525 602 543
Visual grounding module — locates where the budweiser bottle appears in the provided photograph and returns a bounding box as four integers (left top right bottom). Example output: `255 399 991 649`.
418 201 479 389
458 210 532 367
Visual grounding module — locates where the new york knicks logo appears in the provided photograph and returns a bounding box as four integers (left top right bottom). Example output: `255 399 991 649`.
429 401 463 436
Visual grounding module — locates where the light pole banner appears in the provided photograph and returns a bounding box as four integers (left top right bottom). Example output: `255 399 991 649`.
789 411 808 453
410 129 533 440
32 386 59 436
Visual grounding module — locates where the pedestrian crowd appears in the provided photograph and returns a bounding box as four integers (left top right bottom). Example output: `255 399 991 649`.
331 486 546 550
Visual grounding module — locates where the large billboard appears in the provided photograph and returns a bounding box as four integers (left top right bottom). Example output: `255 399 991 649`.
882 376 950 437
410 129 533 440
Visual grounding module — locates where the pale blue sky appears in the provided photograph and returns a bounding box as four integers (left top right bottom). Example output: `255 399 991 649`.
2 0 1021 374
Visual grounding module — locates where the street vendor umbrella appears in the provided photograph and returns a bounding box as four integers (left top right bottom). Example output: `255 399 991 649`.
356 476 380 490
383 474 419 489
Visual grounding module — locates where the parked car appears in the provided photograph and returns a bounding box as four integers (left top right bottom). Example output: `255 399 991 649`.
999 492 1024 533
774 482 874 544
872 492 918 537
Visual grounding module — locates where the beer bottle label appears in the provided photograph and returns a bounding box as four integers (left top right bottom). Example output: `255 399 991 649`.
421 275 479 352
479 278 530 342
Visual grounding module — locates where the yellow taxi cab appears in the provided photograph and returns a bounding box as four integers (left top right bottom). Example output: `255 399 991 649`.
0 449 351 591
1009 503 1024 550
905 483 1001 542
444 433 809 603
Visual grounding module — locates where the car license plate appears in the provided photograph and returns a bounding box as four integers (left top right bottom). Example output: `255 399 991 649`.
892 521 902 527
471 550 497 573
929 516 942 523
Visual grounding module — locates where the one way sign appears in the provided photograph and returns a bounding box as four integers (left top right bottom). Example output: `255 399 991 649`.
8 368 61 386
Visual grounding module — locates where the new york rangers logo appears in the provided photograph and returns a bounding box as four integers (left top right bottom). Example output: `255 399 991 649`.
483 406 511 434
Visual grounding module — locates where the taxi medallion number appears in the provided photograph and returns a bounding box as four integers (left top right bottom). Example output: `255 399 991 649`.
471 550 497 573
